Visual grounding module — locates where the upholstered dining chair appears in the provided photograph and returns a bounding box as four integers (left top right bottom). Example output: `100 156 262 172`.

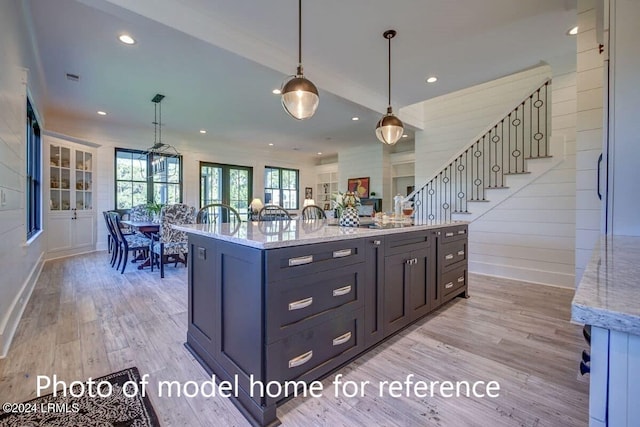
257 205 292 221
196 203 241 224
129 204 152 221
150 203 196 278
301 204 326 220
108 212 152 274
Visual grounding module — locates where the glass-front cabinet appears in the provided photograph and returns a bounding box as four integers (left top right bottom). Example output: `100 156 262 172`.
46 138 96 257
49 145 93 211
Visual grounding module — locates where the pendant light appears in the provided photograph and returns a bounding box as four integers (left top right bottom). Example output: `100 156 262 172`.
281 0 319 120
375 30 404 145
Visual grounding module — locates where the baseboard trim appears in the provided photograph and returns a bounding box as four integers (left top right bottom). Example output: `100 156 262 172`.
45 247 97 261
469 260 575 289
0 252 45 358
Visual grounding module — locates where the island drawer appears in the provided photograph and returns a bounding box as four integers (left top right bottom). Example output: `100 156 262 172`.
266 239 364 282
439 225 468 243
266 264 364 343
384 230 432 256
440 266 467 300
440 240 467 270
266 309 364 385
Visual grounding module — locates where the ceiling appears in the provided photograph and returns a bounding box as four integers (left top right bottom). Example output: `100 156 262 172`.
25 0 577 158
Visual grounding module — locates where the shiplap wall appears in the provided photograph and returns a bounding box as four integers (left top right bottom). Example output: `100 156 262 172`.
0 0 46 357
94 141 316 251
413 65 578 287
575 0 605 283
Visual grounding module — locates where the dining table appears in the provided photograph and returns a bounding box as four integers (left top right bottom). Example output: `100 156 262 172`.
120 220 160 269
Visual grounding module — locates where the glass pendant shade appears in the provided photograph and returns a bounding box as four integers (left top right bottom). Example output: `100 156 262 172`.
281 72 319 120
376 107 404 145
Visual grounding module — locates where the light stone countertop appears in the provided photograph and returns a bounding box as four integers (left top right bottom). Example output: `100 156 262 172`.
173 219 466 250
571 235 640 335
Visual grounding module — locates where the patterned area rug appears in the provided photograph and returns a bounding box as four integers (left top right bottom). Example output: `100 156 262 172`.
0 367 160 426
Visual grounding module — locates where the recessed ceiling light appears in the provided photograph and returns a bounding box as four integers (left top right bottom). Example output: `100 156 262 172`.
118 34 136 45
426 76 438 83
268 143 274 146
402 134 408 138
97 111 107 116
199 130 207 134
272 89 281 95
317 152 322 155
351 117 359 121
567 26 578 36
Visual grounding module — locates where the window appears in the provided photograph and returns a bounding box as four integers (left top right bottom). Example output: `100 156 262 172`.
115 148 182 209
26 99 41 239
264 166 299 209
200 162 252 217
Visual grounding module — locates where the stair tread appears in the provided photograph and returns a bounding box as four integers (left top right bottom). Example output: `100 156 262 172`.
485 186 510 189
468 199 491 202
524 155 553 160
503 171 531 175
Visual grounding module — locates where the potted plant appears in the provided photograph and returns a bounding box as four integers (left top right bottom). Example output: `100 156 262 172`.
145 202 164 223
332 191 361 227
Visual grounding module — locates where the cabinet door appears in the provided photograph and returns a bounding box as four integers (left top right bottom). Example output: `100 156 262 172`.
48 215 74 253
364 237 384 346
383 252 412 336
74 212 95 248
408 247 434 320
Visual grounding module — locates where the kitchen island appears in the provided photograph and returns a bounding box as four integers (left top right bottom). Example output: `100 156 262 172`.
174 219 469 426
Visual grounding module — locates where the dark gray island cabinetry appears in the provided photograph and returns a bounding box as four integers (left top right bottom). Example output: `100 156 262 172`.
176 221 468 426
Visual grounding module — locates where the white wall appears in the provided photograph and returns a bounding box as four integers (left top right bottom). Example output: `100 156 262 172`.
413 64 578 287
575 0 605 283
338 143 392 210
470 70 577 288
0 0 47 357
94 140 316 251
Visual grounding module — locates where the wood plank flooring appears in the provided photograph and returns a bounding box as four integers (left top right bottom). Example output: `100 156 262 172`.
0 252 588 426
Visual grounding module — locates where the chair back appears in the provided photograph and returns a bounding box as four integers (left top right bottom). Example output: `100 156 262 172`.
103 211 119 242
129 204 152 221
301 204 326 220
196 203 241 224
159 203 196 243
258 205 292 221
107 211 127 244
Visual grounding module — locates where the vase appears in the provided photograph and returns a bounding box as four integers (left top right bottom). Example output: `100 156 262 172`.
339 206 360 227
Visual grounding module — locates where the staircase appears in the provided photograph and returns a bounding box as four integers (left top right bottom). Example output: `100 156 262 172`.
409 79 563 224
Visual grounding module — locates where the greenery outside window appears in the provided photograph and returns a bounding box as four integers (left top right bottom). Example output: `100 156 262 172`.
200 162 252 218
115 148 182 209
26 99 41 239
264 166 299 209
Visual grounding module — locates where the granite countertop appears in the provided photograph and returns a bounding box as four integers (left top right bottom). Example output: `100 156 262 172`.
173 219 466 250
571 235 640 335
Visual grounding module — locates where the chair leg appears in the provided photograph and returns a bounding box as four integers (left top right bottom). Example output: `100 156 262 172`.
117 245 124 270
121 249 129 274
150 250 154 272
160 246 165 279
111 243 118 267
107 235 112 253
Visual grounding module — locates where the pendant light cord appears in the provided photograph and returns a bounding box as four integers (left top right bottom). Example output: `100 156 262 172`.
388 34 391 107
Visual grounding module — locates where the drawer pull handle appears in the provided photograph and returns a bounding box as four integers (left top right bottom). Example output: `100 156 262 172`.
333 285 352 297
445 254 454 260
445 282 454 289
288 350 313 368
457 277 465 283
373 240 381 246
288 297 313 311
333 332 352 346
333 249 352 258
445 232 454 237
289 255 313 267
457 250 465 256
458 230 466 235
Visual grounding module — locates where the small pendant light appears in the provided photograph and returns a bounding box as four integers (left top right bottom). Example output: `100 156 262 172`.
281 0 319 120
376 29 404 145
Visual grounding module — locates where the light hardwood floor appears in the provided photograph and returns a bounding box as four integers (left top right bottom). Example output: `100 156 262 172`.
0 252 588 426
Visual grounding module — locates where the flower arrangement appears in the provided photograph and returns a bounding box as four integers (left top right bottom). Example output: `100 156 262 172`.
145 201 164 215
332 191 361 218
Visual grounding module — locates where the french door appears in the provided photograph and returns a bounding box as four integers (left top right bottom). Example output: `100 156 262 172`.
200 162 252 221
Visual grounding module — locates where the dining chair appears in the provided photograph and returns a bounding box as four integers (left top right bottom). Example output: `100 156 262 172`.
196 203 241 224
108 212 152 274
150 203 196 278
103 211 119 263
257 205 292 221
301 204 326 220
129 204 152 221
